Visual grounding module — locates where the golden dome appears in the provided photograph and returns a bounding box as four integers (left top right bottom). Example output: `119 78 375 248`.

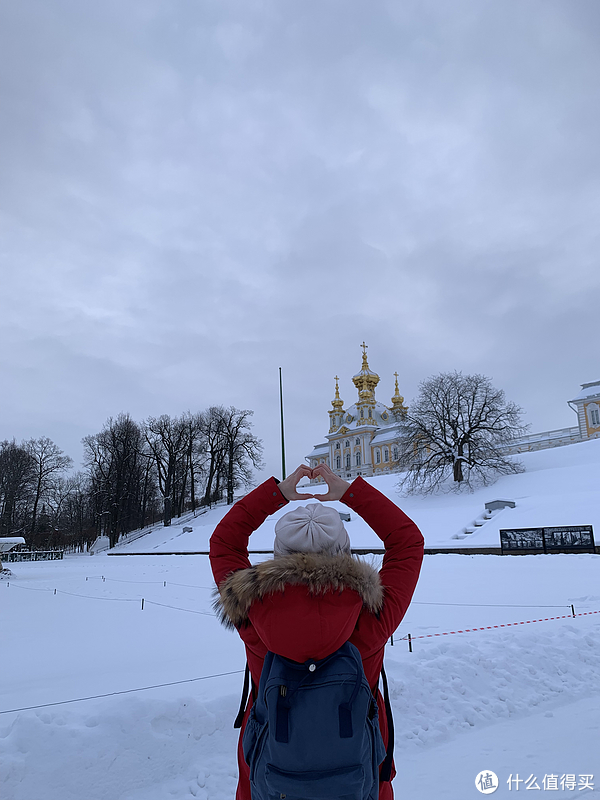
331 375 344 410
391 371 408 416
352 343 379 397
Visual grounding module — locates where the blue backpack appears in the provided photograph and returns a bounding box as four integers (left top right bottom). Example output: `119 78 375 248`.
237 642 392 800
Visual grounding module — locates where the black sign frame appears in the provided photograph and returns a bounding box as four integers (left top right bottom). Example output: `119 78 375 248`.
500 526 595 554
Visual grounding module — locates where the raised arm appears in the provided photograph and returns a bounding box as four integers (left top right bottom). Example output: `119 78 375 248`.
342 477 424 639
209 465 313 587
312 463 424 643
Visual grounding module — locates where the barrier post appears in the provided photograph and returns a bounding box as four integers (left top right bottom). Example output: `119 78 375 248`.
141 598 145 610
571 604 575 617
408 633 413 652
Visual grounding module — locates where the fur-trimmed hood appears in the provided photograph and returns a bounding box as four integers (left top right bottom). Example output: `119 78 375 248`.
213 551 383 630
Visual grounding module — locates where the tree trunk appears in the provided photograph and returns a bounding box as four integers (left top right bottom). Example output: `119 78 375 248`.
30 476 43 539
453 446 464 483
203 457 217 506
163 463 173 526
190 455 196 512
227 441 235 505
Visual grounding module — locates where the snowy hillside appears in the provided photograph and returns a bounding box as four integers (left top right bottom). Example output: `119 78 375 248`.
113 438 600 553
1 439 599 799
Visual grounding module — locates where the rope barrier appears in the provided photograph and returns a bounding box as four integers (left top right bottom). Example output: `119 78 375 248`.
169 582 215 590
86 577 213 589
3 583 50 593
412 601 571 609
6 581 595 639
144 599 214 616
395 609 600 646
5 582 213 612
6 583 139 603
0 669 245 716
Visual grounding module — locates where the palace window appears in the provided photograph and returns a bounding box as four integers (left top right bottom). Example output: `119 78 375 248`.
393 446 399 461
336 456 341 469
355 437 360 445
356 452 361 467
384 448 389 462
345 440 350 448
360 409 364 418
368 409 372 418
591 407 600 427
375 449 380 464
335 442 340 449
345 454 351 469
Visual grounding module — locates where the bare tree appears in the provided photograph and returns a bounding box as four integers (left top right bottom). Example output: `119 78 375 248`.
83 414 150 546
0 440 35 538
26 437 73 540
220 407 264 504
144 414 188 526
55 472 94 552
199 406 228 506
397 372 528 494
178 412 205 514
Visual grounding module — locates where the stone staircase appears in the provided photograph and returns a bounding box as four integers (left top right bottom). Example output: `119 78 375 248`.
452 499 515 540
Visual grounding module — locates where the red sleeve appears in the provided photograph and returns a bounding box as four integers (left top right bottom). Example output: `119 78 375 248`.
209 477 288 587
343 477 424 646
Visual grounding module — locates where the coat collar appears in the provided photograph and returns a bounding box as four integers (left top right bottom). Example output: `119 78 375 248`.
213 551 383 629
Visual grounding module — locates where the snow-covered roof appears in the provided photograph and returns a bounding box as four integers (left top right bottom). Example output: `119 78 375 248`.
0 537 26 553
307 442 329 459
370 427 402 446
570 381 600 403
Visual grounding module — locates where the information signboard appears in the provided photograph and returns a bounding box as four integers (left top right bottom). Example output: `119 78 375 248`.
500 526 595 554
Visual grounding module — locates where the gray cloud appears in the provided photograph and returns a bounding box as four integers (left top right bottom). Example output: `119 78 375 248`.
1 0 599 476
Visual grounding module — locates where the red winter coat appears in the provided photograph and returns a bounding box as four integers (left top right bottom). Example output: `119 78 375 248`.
210 476 424 800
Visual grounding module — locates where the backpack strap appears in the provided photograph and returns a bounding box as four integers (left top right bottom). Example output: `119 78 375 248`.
379 665 395 783
234 662 257 729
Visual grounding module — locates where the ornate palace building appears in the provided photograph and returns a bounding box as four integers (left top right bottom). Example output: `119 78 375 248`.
306 344 408 481
306 346 600 483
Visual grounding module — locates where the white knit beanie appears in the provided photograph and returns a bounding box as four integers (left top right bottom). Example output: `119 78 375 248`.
274 503 351 557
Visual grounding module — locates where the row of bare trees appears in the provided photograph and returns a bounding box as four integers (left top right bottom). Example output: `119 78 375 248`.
0 438 73 545
0 406 263 552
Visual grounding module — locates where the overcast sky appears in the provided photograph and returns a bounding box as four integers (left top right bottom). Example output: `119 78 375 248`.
1 0 599 480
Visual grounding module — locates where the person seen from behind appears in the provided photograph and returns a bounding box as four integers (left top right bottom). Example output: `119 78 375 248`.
210 462 424 799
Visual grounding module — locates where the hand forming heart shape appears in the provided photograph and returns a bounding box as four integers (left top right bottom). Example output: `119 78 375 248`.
278 463 351 503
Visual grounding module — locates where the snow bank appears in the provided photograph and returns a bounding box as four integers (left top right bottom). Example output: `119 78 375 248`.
2 619 599 800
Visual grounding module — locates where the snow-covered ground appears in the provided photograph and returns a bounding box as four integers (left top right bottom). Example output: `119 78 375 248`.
2 440 599 799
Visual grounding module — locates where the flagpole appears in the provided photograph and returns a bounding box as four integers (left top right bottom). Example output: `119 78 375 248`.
279 367 286 480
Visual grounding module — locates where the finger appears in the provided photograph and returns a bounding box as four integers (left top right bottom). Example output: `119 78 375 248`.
294 465 312 480
312 492 332 502
314 463 334 476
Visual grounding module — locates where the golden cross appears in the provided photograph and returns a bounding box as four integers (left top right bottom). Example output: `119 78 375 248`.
361 342 368 356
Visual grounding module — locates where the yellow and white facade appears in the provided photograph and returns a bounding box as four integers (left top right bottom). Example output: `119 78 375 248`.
307 349 600 473
307 344 408 481
569 381 600 441
508 380 600 453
